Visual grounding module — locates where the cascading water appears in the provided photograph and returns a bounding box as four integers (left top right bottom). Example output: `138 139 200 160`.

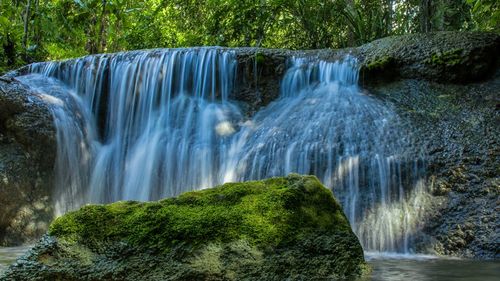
222 57 427 253
25 49 243 207
18 48 427 254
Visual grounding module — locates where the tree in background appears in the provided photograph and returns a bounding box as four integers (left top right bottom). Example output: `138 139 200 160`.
1 1 24 72
466 0 500 31
0 0 498 73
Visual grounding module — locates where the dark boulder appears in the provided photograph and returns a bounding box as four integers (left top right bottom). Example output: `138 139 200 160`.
0 77 56 246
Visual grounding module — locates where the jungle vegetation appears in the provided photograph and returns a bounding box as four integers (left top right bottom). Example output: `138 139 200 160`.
0 0 499 73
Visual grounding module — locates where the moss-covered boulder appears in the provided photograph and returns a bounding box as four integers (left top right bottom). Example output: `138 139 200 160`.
1 174 367 281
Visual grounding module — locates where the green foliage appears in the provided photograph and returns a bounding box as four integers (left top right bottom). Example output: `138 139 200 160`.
341 0 390 45
0 0 498 74
0 2 22 73
466 0 500 32
49 174 351 252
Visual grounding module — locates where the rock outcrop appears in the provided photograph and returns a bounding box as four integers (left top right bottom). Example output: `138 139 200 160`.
366 71 500 259
358 31 499 83
0 77 56 246
1 175 367 281
233 31 500 111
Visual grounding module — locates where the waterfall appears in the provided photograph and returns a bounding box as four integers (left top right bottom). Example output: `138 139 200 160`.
25 49 242 207
222 57 427 253
18 48 427 253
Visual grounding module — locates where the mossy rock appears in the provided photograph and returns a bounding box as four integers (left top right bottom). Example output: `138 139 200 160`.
364 56 395 71
425 48 465 66
360 55 397 82
2 174 367 281
358 31 500 83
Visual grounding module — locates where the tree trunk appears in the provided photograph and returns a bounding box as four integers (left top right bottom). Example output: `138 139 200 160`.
98 0 108 53
384 0 393 35
420 0 432 32
33 0 41 48
3 34 16 66
345 0 356 47
86 16 98 54
22 0 32 50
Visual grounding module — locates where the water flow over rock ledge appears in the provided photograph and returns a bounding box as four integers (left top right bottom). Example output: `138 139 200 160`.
18 49 425 254
1 175 367 281
1 31 498 259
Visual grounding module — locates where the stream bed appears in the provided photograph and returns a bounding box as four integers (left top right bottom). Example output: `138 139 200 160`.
1 247 498 279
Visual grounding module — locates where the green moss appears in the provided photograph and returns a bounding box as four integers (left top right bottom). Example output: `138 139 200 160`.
18 175 365 279
365 56 395 71
426 48 465 66
49 174 351 252
255 52 266 64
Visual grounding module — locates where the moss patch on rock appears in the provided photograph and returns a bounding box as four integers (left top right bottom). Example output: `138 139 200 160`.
425 48 465 66
254 52 266 65
49 174 350 251
3 174 367 281
364 56 395 71
360 55 398 82
358 31 499 83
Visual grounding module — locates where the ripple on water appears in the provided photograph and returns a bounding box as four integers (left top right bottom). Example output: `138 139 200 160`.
366 254 500 281
0 247 30 274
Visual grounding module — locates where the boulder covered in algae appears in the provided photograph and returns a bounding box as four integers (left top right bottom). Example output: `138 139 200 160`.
1 174 367 281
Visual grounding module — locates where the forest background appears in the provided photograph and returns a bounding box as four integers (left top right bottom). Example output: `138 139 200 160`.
0 0 498 73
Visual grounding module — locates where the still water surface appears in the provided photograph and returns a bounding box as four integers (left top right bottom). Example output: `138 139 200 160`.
0 246 31 274
1 247 498 280
366 252 500 281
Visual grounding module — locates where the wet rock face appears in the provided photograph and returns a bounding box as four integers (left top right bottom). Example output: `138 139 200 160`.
234 50 287 115
1 175 367 281
232 33 499 259
0 77 56 246
366 69 500 259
